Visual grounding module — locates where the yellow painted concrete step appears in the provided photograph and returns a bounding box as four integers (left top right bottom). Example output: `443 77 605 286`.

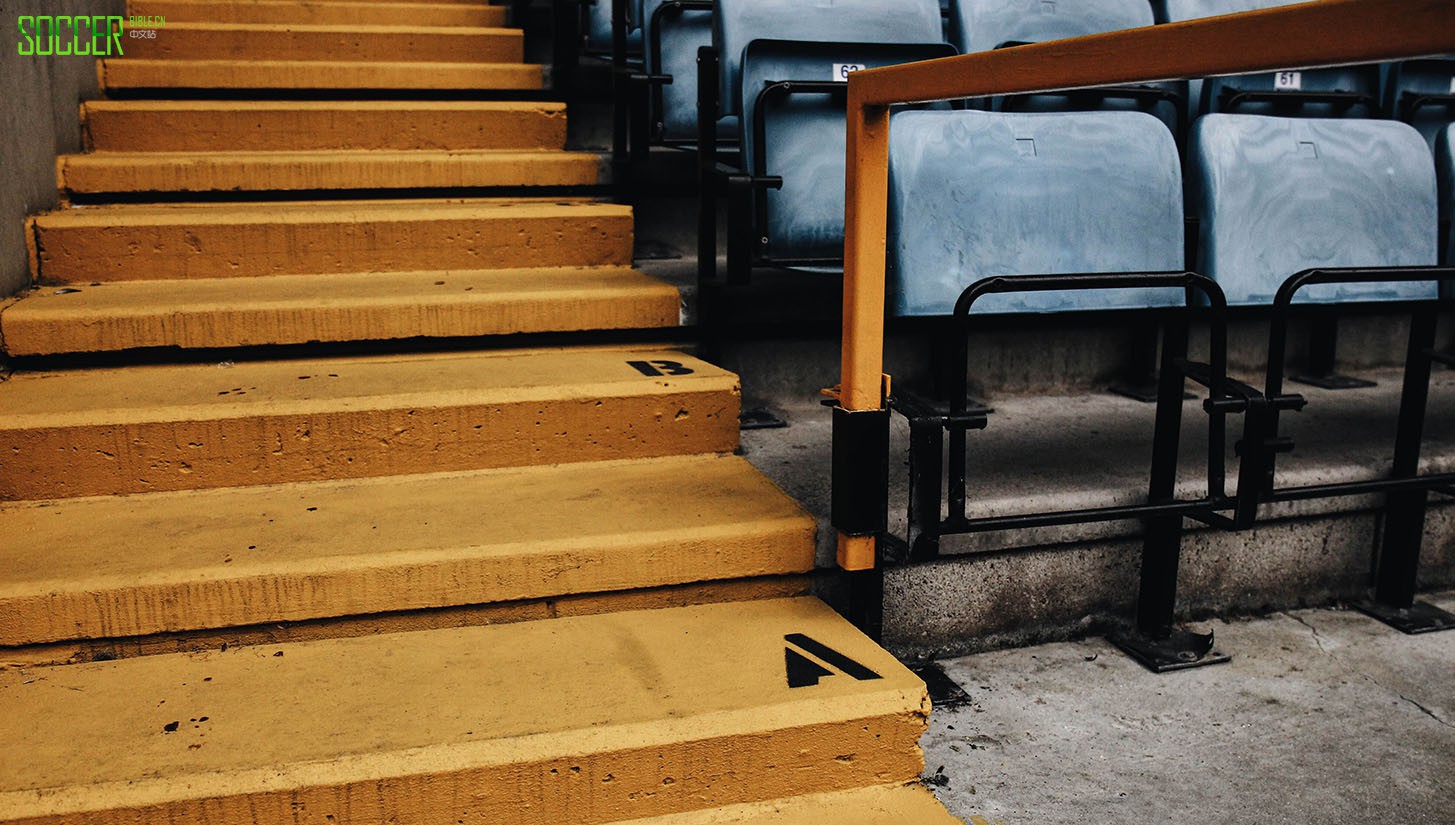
0 598 928 825
0 454 814 646
610 784 965 824
117 22 522 62
101 56 541 90
128 0 508 27
100 57 542 91
0 348 739 499
58 149 600 196
82 101 567 152
28 199 633 283
2 267 681 354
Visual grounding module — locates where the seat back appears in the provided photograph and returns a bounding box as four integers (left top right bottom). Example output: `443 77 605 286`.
1154 0 1288 22
950 0 1152 54
1438 124 1454 275
888 110 1185 316
642 0 716 141
1160 0 1378 117
949 0 1181 135
714 0 943 118
1189 114 1438 306
1202 65 1380 118
1388 58 1455 149
743 40 955 262
584 0 641 53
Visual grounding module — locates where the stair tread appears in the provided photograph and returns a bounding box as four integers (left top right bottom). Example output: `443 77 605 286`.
128 0 508 26
31 196 627 226
82 100 564 112
58 149 602 194
3 267 681 353
100 58 544 90
67 148 594 159
0 348 740 498
0 454 813 645
82 101 568 152
0 347 733 427
118 22 523 64
0 598 927 823
123 21 519 33
609 784 963 824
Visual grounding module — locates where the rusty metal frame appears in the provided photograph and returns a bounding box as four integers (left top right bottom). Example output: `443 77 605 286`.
832 0 1455 571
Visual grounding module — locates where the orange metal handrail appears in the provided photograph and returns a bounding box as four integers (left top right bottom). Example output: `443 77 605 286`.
835 0 1455 570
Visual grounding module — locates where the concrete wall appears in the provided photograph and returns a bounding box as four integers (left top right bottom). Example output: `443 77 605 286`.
0 0 125 298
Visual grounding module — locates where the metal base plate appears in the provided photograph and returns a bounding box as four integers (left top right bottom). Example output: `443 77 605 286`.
1109 627 1231 673
911 662 973 709
739 408 788 430
1353 599 1455 634
1290 372 1377 390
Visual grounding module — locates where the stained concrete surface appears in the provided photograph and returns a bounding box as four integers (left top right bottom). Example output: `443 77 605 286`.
922 592 1455 825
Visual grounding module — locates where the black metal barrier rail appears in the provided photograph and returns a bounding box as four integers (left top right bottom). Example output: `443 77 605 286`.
1264 266 1455 634
877 267 1453 671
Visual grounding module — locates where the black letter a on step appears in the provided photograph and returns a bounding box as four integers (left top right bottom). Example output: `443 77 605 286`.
785 647 835 688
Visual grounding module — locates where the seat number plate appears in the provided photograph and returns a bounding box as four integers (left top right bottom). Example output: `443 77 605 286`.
1274 71 1302 91
833 63 866 81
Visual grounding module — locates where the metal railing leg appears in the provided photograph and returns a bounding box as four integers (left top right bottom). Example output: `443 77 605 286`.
552 0 580 98
1356 306 1455 633
695 47 721 358
1112 317 1231 671
846 567 885 643
907 418 944 562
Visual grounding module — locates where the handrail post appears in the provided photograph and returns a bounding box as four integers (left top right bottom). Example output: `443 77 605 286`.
835 96 891 577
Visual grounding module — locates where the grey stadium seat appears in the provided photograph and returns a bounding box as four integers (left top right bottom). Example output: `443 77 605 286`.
584 0 641 54
951 0 1153 53
641 0 722 142
1159 0 1380 118
948 0 1185 138
711 0 951 266
887 109 1185 315
1188 114 1438 306
1438 124 1454 276
1388 58 1455 150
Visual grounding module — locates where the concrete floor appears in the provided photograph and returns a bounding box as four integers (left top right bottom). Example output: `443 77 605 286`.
922 592 1455 825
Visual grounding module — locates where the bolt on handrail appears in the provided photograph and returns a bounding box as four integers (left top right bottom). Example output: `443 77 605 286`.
834 0 1455 570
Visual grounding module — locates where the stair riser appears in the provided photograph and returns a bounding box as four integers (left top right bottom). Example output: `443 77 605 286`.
117 26 522 63
0 718 922 825
1 288 680 354
0 578 812 666
29 210 634 282
100 59 543 91
1 526 813 645
57 153 600 196
0 394 740 499
126 0 508 27
83 105 567 152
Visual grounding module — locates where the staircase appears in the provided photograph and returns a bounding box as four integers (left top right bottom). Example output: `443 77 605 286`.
0 2 959 822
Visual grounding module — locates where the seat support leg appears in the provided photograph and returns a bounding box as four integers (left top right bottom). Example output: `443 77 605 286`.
1357 307 1455 633
1111 318 1231 671
1291 313 1377 390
